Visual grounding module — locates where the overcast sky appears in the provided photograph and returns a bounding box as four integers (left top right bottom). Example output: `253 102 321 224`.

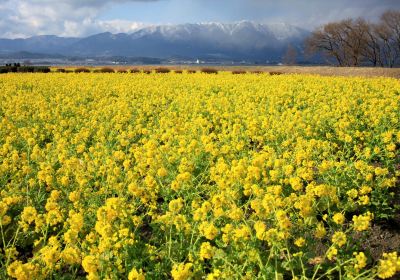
1 0 399 38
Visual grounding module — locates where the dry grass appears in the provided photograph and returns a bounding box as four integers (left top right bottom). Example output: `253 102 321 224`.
74 67 90 73
53 65 400 78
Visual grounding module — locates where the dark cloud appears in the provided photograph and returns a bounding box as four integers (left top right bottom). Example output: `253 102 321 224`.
228 0 400 28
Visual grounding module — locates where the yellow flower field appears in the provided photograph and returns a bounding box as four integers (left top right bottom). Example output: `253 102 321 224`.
0 72 399 279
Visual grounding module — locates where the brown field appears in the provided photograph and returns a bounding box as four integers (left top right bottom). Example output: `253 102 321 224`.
54 65 400 78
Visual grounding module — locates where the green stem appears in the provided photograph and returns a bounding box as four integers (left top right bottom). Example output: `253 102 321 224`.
315 259 353 280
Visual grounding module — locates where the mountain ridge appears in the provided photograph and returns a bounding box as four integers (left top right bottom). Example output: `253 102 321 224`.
0 21 310 61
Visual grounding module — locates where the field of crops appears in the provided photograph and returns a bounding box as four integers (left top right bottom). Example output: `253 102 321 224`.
0 72 399 279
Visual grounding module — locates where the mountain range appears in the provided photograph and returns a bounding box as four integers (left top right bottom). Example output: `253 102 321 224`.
0 21 310 62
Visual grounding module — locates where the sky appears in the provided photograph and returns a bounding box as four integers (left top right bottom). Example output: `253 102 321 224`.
0 0 399 38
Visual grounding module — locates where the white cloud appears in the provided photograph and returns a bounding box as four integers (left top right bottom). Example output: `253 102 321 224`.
60 19 148 37
0 0 154 38
94 20 148 34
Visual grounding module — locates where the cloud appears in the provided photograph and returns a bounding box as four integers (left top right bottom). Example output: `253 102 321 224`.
61 20 148 38
238 0 400 28
0 0 157 38
293 0 400 28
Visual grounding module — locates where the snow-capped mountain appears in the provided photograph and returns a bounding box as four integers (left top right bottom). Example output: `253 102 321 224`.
0 21 309 60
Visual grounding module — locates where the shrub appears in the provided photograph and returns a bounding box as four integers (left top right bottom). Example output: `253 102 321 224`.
7 66 18 73
251 70 264 74
174 70 183 74
98 67 115 73
117 69 128 73
201 68 218 74
74 68 91 73
34 67 51 73
187 70 196 74
56 68 66 73
269 71 283 75
232 70 247 75
17 66 35 73
143 70 152 74
155 67 171 73
0 65 50 73
130 69 140 73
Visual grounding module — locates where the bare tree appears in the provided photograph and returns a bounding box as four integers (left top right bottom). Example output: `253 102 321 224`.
307 18 372 66
306 10 400 67
381 11 400 48
361 22 383 67
379 11 400 67
374 24 396 67
283 44 297 65
305 21 348 66
341 18 370 66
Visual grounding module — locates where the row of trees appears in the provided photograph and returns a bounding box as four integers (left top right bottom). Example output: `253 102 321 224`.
0 63 50 73
306 10 400 67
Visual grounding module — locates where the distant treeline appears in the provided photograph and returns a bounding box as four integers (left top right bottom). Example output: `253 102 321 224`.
0 65 286 75
306 10 400 67
0 63 50 73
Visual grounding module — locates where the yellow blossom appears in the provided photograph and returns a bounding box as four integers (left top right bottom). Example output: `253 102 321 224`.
199 221 218 240
294 237 306 247
352 212 373 231
354 252 367 271
377 252 399 279
332 231 347 247
128 268 145 280
199 242 215 260
171 262 193 280
82 255 99 274
332 213 345 225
